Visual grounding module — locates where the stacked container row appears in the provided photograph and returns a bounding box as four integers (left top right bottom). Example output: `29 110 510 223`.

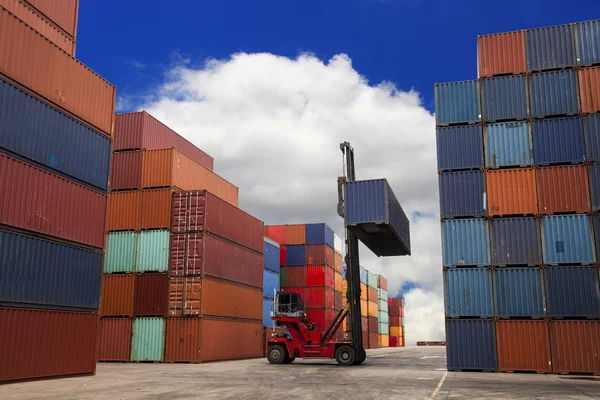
377 275 389 347
388 298 405 347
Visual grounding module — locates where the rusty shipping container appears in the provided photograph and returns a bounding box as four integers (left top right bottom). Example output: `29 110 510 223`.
579 67 600 114
550 320 600 374
496 320 551 373
110 151 142 191
201 278 262 320
477 31 526 78
114 111 213 170
285 224 306 244
24 0 78 37
0 7 114 135
98 318 132 362
133 273 168 317
100 274 135 317
0 307 97 382
106 190 141 232
536 165 590 214
306 244 334 267
282 266 307 287
168 277 201 316
0 152 106 248
486 168 537 216
140 188 178 230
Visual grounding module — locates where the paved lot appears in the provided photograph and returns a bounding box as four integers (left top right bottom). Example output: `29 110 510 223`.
1 347 599 399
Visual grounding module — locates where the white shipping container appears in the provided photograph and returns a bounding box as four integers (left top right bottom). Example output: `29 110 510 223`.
334 233 343 255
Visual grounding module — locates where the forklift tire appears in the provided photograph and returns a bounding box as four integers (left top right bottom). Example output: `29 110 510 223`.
335 345 356 366
354 349 367 365
267 345 287 364
283 357 295 364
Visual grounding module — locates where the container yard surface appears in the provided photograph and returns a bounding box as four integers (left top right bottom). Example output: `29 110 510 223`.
3 347 600 399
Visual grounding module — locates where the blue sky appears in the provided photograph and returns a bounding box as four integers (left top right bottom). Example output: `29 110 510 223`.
77 0 599 113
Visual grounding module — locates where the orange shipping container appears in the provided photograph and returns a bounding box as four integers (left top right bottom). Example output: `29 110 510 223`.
169 277 201 316
285 224 305 244
106 191 141 231
390 326 404 337
360 299 368 317
201 278 261 320
140 188 178 230
0 7 114 135
579 67 600 114
550 320 600 374
98 318 132 362
378 334 389 348
496 320 551 373
24 0 78 37
100 275 134 317
477 31 526 78
333 252 343 274
334 272 343 292
368 301 377 317
487 168 537 216
536 165 590 214
360 283 367 300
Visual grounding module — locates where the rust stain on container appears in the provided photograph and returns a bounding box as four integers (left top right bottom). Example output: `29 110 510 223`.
106 190 141 232
550 320 600 374
306 244 334 267
24 0 78 38
579 67 600 114
496 320 551 373
536 165 590 214
133 273 168 317
487 168 538 216
478 31 526 77
201 278 262 320
100 274 134 317
168 277 201 316
285 224 306 244
98 318 132 362
140 188 177 230
110 151 142 190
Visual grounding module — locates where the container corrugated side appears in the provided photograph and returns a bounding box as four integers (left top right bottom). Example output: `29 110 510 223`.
589 164 600 211
444 268 493 318
544 266 599 317
199 318 263 361
360 266 367 284
485 121 532 168
446 319 497 371
98 318 132 362
284 224 306 245
262 298 274 326
530 70 579 117
525 24 576 71
486 168 537 216
263 269 279 299
434 80 481 126
202 278 262 320
536 165 590 214
285 245 306 266
550 320 600 374
100 274 135 317
439 171 487 218
594 214 600 263
305 223 334 248
576 20 600 66
131 317 165 362
442 219 490 267
0 228 101 311
477 31 526 78
104 231 137 274
265 225 285 244
106 190 141 232
0 307 97 382
541 215 595 265
306 265 334 288
481 75 529 122
494 267 544 318
584 114 600 162
532 116 585 165
579 67 600 114
109 151 142 191
264 238 280 272
140 188 177 230
367 270 378 289
490 217 542 266
436 125 484 171
24 0 78 37
136 230 169 272
305 244 333 267
496 320 551 373
133 273 169 317
334 233 343 254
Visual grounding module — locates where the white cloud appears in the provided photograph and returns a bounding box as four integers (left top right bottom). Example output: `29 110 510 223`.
137 52 442 344
404 289 446 344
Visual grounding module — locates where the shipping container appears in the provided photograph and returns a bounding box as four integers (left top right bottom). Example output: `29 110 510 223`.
0 307 97 382
202 278 262 320
536 165 590 214
286 245 306 266
389 336 399 347
390 326 403 337
306 308 335 331
368 301 378 316
550 320 600 374
306 265 334 288
114 111 213 170
584 114 600 162
576 20 600 66
446 319 497 371
439 171 487 218
98 318 132 362
442 219 490 267
133 273 168 317
444 268 493 318
136 230 169 272
334 290 342 310
0 7 114 135
481 75 529 122
378 334 389 348
265 225 285 244
280 267 286 287
434 80 481 125
360 266 367 284
579 67 600 114
486 168 537 216
541 215 595 264
263 269 280 299
378 310 389 323
24 0 78 37
530 70 579 117
100 274 135 317
0 228 101 311
285 224 306 245
368 316 378 333
360 282 367 300
378 289 388 302
367 286 377 302
264 237 280 273
104 231 137 274
305 244 334 267
140 188 176 230
544 266 599 317
197 318 263 362
496 320 551 373
378 275 387 290
333 252 343 274
305 223 334 248
0 152 106 248
305 287 334 309
525 24 576 72
590 164 600 210
168 277 201 316
367 271 378 289
494 267 544 318
490 217 542 266
436 125 484 172
334 233 343 254
531 117 585 166
477 31 526 77
282 265 306 287
378 322 388 335
131 317 165 362
280 245 286 266
485 121 532 168
109 151 142 190
360 299 368 317
0 78 110 191
263 298 274 326
595 214 600 263
369 333 379 349
106 190 141 232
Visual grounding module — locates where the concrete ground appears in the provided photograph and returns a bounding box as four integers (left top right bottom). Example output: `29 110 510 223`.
1 347 599 399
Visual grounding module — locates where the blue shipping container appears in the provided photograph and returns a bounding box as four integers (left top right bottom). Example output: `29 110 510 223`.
436 125 484 171
494 267 545 318
544 266 600 317
526 25 577 72
443 219 490 267
360 265 367 284
532 117 585 165
485 121 533 168
435 80 481 126
263 298 274 326
584 114 600 163
530 70 579 117
263 269 280 299
0 228 102 311
285 245 306 266
305 223 334 249
542 215 595 265
446 319 497 371
589 164 600 211
490 217 542 266
0 78 111 191
344 179 410 256
439 171 487 218
576 20 600 66
481 75 529 122
264 237 280 273
444 268 493 318
595 214 600 263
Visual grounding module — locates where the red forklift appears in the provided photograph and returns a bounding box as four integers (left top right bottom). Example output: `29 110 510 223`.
267 142 410 366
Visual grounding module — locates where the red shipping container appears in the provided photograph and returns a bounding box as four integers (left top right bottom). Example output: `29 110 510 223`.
306 308 335 331
100 274 134 317
0 307 98 382
284 266 307 287
334 291 343 310
363 331 369 349
98 318 132 362
579 67 600 114
109 151 142 190
496 320 551 373
550 320 600 374
202 278 262 320
377 275 387 290
305 287 334 309
24 0 79 37
306 265 335 288
265 225 285 244
280 245 286 266
114 111 214 170
537 165 590 214
389 336 399 347
369 333 379 349
133 273 168 317
390 316 402 326
368 316 378 333
306 244 334 267
171 191 263 253
0 152 106 248
168 277 202 316
477 31 526 78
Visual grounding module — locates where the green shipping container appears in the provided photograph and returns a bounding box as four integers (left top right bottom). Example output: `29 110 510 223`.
378 321 389 335
280 267 286 287
378 311 389 324
104 232 137 273
136 230 169 272
367 271 378 290
378 298 388 311
377 288 388 301
131 318 165 362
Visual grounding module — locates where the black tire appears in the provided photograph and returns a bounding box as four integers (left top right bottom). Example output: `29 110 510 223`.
354 348 367 365
284 357 295 364
335 345 356 366
267 345 287 364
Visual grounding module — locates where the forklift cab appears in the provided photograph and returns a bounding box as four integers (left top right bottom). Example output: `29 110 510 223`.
272 291 306 319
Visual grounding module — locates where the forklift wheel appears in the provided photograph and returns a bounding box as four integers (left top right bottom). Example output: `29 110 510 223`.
267 345 287 364
283 357 295 364
335 345 356 366
354 348 367 365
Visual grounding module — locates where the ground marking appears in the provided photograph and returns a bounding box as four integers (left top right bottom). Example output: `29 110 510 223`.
429 371 448 400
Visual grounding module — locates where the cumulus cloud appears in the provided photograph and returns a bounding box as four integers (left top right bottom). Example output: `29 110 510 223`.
136 52 442 344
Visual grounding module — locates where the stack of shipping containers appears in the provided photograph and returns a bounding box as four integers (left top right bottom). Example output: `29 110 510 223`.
0 1 116 382
388 298 405 347
262 237 282 353
366 270 380 349
437 20 600 374
377 276 389 347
